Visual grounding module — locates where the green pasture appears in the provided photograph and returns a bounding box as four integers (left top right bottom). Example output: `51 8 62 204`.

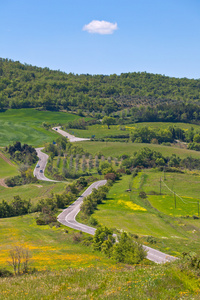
141 169 200 198
69 122 200 139
148 194 199 217
91 174 200 255
0 214 112 271
0 108 80 147
1 258 200 300
0 156 18 179
77 141 200 159
0 181 67 204
1 249 200 300
140 169 200 217
93 176 182 238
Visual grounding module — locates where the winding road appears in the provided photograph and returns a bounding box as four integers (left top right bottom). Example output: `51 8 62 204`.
33 129 178 263
33 148 59 182
57 179 177 264
57 180 107 235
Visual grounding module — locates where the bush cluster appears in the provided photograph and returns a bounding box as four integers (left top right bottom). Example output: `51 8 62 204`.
6 141 37 165
121 147 200 171
93 227 146 264
0 196 31 218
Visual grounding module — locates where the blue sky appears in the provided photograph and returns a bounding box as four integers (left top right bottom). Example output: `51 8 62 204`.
1 0 200 78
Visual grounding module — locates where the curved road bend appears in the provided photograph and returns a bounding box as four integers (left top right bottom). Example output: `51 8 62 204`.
52 127 90 142
57 180 107 235
57 180 177 264
33 147 59 182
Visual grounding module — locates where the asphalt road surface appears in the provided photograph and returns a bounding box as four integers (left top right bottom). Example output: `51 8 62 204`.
57 180 107 235
33 148 59 182
57 180 178 264
52 126 90 142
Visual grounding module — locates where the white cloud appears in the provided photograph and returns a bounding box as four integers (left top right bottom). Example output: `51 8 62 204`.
83 20 118 35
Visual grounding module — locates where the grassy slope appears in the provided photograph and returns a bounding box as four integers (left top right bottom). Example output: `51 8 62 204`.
0 156 18 179
1 261 200 300
70 122 200 139
0 108 80 147
0 214 112 271
0 214 200 299
77 140 200 159
1 118 200 298
0 181 67 204
92 174 200 256
142 169 200 217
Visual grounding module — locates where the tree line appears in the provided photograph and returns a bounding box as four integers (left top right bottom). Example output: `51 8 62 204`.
1 58 200 124
0 177 90 219
121 147 200 171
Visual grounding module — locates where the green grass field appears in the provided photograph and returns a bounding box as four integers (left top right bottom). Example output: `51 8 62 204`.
140 169 200 217
0 214 200 299
0 108 81 147
0 156 18 179
1 257 200 299
0 181 67 205
70 122 200 139
0 214 112 271
77 140 200 159
90 174 200 256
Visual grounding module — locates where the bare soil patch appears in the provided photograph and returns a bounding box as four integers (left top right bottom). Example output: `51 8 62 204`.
0 178 8 188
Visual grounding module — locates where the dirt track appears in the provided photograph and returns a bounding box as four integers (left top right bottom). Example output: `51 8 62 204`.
0 178 8 188
0 152 15 166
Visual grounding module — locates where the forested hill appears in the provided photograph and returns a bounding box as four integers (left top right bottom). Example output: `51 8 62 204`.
1 58 200 116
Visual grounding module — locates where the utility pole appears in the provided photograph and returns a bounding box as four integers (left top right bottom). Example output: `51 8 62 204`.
163 166 166 181
174 192 176 209
160 177 161 195
198 201 199 217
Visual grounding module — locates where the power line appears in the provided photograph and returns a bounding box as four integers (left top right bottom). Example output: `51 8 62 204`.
161 178 198 205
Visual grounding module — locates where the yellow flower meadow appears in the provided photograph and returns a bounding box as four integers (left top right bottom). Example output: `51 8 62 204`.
118 200 146 211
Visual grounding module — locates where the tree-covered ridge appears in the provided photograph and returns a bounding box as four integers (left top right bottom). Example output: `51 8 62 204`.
1 58 200 113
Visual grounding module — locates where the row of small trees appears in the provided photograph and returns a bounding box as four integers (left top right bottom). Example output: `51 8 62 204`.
121 147 200 171
0 178 87 219
130 125 200 145
80 185 109 217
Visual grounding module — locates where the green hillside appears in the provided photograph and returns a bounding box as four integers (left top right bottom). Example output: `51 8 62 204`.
0 213 200 299
77 140 200 159
0 155 18 179
0 108 80 146
1 58 200 124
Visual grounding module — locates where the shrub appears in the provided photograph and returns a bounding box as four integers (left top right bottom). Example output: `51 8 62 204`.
89 216 99 226
36 218 46 225
112 232 146 264
104 173 116 181
139 191 147 199
0 268 13 277
72 232 83 243
147 236 157 244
